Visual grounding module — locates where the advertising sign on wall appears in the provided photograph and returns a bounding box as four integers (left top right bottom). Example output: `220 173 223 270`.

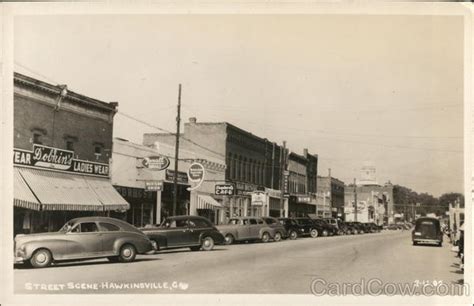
13 144 109 177
215 184 235 196
251 192 267 206
142 155 170 171
187 162 205 183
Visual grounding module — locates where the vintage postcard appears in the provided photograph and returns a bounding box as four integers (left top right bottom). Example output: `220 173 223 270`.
0 1 472 305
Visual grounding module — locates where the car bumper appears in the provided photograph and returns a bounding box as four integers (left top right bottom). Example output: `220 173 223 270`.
413 238 442 244
14 256 26 264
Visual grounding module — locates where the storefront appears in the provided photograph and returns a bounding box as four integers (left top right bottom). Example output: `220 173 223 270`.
288 195 317 218
13 145 130 235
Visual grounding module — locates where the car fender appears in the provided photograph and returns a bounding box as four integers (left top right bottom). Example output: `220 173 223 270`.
218 228 240 240
198 230 225 244
112 236 148 254
143 233 168 249
19 239 69 260
259 227 274 238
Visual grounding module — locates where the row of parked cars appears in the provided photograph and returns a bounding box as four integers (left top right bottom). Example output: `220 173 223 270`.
14 215 382 268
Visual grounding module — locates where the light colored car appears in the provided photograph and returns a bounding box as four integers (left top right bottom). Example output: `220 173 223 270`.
14 217 156 268
217 217 281 244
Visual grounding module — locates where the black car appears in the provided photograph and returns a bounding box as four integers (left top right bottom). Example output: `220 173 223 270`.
278 218 301 240
140 215 225 252
341 221 357 235
309 218 337 236
345 222 364 234
412 217 443 247
365 222 381 233
294 217 326 238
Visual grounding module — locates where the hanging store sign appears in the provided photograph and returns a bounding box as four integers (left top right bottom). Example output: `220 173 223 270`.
165 169 189 184
215 184 235 196
145 181 163 191
142 155 170 171
13 145 109 177
251 192 267 206
297 196 311 203
187 162 205 183
283 170 290 197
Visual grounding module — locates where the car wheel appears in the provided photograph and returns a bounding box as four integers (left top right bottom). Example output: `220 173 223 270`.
30 248 53 268
261 232 270 243
201 236 215 251
310 229 319 238
224 234 235 245
338 230 343 236
322 230 328 237
274 232 282 242
118 244 137 263
289 230 298 240
190 246 201 251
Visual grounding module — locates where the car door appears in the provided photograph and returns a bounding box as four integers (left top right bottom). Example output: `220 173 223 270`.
186 218 211 245
238 218 251 239
98 222 122 255
165 219 193 247
248 218 261 239
65 222 103 258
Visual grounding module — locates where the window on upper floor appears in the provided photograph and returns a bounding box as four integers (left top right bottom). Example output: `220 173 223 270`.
94 142 104 160
32 133 43 145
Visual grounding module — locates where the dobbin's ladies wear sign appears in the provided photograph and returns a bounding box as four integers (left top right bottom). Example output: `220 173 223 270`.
13 144 109 177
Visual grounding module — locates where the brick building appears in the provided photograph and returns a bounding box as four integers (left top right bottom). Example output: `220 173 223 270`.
317 170 346 218
13 72 129 235
144 117 288 218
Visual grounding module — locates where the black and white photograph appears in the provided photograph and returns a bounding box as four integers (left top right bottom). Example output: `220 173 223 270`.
0 2 472 305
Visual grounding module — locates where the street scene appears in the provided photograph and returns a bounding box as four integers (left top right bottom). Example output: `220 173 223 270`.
5 5 469 302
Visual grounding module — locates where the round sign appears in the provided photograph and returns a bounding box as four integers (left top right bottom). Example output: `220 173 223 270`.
187 162 205 182
142 155 170 171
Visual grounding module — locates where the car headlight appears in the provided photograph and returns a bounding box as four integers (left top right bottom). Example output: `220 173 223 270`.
414 232 421 236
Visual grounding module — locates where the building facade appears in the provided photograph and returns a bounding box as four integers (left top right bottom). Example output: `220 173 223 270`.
13 73 129 235
317 171 345 219
112 138 226 226
143 117 290 219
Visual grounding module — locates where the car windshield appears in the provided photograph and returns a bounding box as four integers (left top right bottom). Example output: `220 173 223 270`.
59 221 75 233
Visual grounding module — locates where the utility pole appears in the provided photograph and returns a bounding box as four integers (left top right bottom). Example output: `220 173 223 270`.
353 178 357 222
279 141 287 217
172 84 182 216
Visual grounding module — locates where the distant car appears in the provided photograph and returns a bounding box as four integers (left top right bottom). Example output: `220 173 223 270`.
365 222 381 233
345 222 365 234
342 222 358 235
323 218 346 235
309 218 336 236
387 224 399 230
141 215 224 252
261 217 287 240
14 217 156 268
277 218 300 240
217 217 281 244
294 217 325 238
412 217 443 247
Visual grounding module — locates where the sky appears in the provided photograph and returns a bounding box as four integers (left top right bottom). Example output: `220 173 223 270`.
13 14 465 196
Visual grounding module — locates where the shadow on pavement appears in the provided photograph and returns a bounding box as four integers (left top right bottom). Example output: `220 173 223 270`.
14 257 161 270
158 248 228 255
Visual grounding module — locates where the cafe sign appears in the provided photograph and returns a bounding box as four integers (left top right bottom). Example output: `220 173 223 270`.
215 184 235 196
13 144 109 177
142 155 170 171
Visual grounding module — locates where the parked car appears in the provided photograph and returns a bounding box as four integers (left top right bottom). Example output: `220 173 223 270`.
217 217 281 244
294 217 325 238
342 222 358 235
365 222 381 233
412 217 443 247
387 224 400 230
309 218 336 236
14 217 157 268
277 218 300 240
323 218 346 235
345 222 365 234
141 215 224 252
261 217 287 240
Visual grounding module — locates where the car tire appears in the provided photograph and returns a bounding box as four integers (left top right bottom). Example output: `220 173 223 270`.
30 248 53 268
322 230 328 237
261 232 270 243
310 229 319 238
224 234 235 245
201 236 215 251
289 230 298 240
274 232 282 242
118 244 137 263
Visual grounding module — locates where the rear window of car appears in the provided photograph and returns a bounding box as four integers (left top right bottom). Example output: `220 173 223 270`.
99 222 121 232
188 218 211 228
264 218 276 224
249 219 258 225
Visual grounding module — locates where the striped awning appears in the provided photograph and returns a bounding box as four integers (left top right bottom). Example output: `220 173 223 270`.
15 167 129 211
14 168 41 211
197 194 223 210
85 176 130 211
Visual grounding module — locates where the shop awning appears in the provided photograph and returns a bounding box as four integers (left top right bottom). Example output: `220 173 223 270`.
16 167 129 211
197 194 223 210
14 168 41 211
85 176 130 211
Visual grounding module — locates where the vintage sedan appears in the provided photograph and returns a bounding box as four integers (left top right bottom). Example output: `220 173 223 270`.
14 217 156 268
140 215 224 252
217 217 279 244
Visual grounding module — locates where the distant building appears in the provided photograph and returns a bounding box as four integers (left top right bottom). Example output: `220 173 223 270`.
343 166 394 224
317 169 345 219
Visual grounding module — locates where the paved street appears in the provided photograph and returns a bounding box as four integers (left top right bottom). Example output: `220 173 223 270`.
14 231 463 295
